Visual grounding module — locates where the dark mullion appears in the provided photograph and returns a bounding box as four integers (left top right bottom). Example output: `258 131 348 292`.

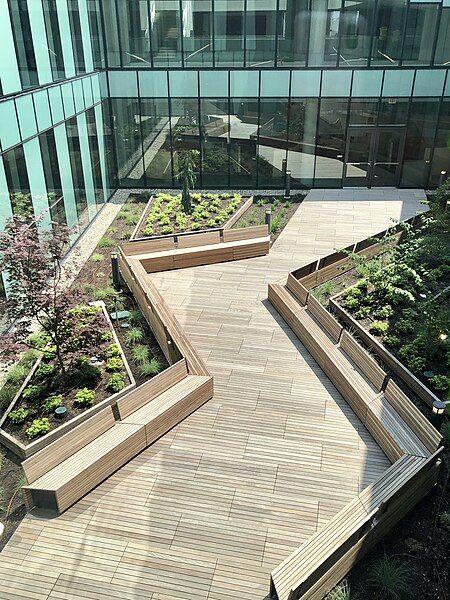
179 0 185 67
342 71 354 188
243 0 247 67
336 0 345 68
430 1 443 67
399 0 411 67
211 0 215 67
197 72 203 188
274 0 280 67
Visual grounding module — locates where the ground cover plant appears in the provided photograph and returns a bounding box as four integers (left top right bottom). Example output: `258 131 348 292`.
137 191 245 237
233 194 302 240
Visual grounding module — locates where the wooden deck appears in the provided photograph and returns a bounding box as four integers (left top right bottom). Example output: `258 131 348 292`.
0 189 426 600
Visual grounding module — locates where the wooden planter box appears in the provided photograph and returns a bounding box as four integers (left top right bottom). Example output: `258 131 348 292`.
0 302 136 460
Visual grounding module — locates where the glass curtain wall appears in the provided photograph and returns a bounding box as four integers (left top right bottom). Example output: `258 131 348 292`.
141 98 173 187
110 98 144 187
9 0 39 89
214 0 245 66
151 1 183 66
277 0 310 66
200 98 229 186
182 0 213 66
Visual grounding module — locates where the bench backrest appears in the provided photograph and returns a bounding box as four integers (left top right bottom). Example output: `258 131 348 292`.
22 406 116 484
122 237 176 255
116 359 188 420
177 231 220 248
340 330 387 392
223 225 268 243
286 273 309 305
306 294 342 342
384 379 443 452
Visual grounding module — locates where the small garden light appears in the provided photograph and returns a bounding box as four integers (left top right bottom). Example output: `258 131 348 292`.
439 332 448 341
284 170 291 200
111 251 121 291
265 208 272 230
430 400 446 428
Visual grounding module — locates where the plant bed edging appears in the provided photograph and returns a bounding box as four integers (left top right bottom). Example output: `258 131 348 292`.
0 301 136 460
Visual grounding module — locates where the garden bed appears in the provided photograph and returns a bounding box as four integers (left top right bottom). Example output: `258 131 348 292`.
0 302 133 447
232 194 302 241
131 191 248 239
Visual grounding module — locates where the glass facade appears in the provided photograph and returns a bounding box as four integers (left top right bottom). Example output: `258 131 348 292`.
1 0 450 285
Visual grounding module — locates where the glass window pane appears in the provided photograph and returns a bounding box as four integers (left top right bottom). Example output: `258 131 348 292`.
9 0 39 88
141 98 173 187
257 98 288 187
401 99 439 187
48 85 65 124
182 0 213 66
199 70 228 97
287 98 318 188
349 98 379 125
169 70 198 97
277 0 309 67
382 69 414 96
33 89 52 131
16 94 38 140
229 98 258 187
66 115 89 232
434 7 450 65
413 69 446 97
39 129 65 225
321 70 352 96
214 0 245 66
315 98 349 187
379 97 409 124
429 99 450 186
88 0 106 69
138 71 168 97
110 98 144 187
371 0 406 66
308 0 342 67
109 71 139 97
102 0 120 66
67 0 86 73
151 0 182 66
170 98 200 183
351 70 383 97
2 145 30 201
339 0 376 67
246 0 277 67
230 70 259 97
291 70 321 97
0 100 21 150
260 70 290 97
85 107 104 204
200 98 229 186
42 0 65 81
117 0 152 67
402 2 439 65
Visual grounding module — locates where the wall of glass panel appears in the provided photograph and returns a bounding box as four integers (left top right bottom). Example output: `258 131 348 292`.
100 0 449 69
107 67 450 190
0 0 102 98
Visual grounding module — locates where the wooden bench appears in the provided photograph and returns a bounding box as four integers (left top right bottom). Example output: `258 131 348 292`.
22 407 146 513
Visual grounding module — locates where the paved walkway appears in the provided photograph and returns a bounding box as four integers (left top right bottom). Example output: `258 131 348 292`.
0 188 425 600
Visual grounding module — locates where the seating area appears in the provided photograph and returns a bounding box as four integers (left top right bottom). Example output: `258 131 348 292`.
22 359 213 514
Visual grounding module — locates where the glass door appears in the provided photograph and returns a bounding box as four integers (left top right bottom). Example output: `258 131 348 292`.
344 127 405 187
372 128 405 187
344 128 375 186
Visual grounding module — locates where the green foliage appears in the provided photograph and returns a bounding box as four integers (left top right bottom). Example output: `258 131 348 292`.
125 327 144 346
395 319 414 334
439 511 450 528
26 417 50 439
22 384 43 402
384 335 401 348
9 407 30 424
403 538 423 553
139 358 163 377
429 374 450 392
35 363 55 380
191 222 201 231
398 343 426 374
367 556 411 599
100 330 113 342
354 307 371 320
128 310 142 325
441 422 450 447
74 388 95 407
74 359 102 387
132 344 149 364
6 365 27 385
326 581 358 600
161 225 174 235
94 286 115 301
22 348 41 367
312 281 336 304
43 395 63 413
374 305 393 319
106 356 124 372
106 373 126 393
90 253 104 263
0 385 18 412
125 213 139 226
106 343 121 358
98 236 115 248
369 321 389 335
344 296 360 311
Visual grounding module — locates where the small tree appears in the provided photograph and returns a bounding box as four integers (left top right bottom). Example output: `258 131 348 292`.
177 150 199 214
0 217 103 374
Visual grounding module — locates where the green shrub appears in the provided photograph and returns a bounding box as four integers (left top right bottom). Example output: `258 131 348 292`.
100 331 113 342
22 384 43 402
0 385 18 412
403 538 423 553
106 373 126 393
132 344 149 364
161 225 174 235
206 219 216 228
398 344 426 374
9 408 30 424
125 213 139 226
94 286 115 301
22 348 41 367
367 556 411 599
429 374 450 392
128 310 142 325
354 307 371 320
439 511 450 528
35 363 55 380
384 335 401 348
395 319 414 334
43 395 63 413
105 343 121 358
191 222 201 231
144 224 154 236
125 327 144 346
344 296 360 311
139 358 163 377
375 305 393 319
42 345 57 360
6 365 27 385
326 581 358 600
441 422 450 446
26 418 50 439
27 331 50 349
106 357 124 372
74 388 95 407
98 236 115 248
90 252 104 263
369 321 389 335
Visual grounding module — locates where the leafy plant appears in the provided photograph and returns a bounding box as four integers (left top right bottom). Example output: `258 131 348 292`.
369 321 389 335
94 286 115 301
429 374 450 392
22 384 43 402
161 225 174 235
26 417 50 439
100 331 113 342
326 581 358 600
74 359 102 387
344 296 360 311
106 343 121 358
106 357 124 372
384 335 401 348
440 421 450 446
9 407 30 424
128 310 142 325
106 373 126 393
439 511 450 528
43 394 63 413
97 236 115 248
74 388 95 407
354 307 371 320
132 344 149 364
395 319 414 335
312 281 335 304
35 363 55 380
139 358 163 377
367 556 411 599
125 327 144 346
375 305 393 319
90 253 104 263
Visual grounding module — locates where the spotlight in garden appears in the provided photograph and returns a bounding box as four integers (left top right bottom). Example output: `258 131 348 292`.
284 170 291 200
439 170 447 186
430 400 446 428
439 332 448 341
